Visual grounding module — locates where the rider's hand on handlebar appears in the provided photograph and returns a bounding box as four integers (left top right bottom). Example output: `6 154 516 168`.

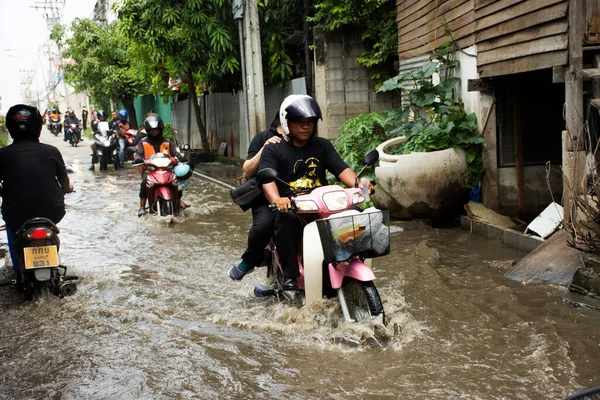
359 178 375 195
274 197 292 212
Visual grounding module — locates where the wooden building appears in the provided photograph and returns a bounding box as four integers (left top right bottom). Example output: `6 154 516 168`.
396 0 599 219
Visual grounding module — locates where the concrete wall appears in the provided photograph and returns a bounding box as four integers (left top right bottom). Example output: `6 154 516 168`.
313 28 400 139
498 165 563 216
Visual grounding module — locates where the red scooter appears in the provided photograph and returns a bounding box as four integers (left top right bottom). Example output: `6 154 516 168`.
141 153 180 216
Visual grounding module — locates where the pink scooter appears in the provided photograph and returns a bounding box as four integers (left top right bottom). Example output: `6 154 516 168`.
254 150 389 323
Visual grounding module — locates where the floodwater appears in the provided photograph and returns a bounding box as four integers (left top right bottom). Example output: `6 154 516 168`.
0 133 599 399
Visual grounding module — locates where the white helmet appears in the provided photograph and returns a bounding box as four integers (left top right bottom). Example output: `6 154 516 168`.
279 94 322 136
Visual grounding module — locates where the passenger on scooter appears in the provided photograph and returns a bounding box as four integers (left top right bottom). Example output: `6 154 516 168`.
258 95 373 291
134 114 188 216
228 113 286 281
63 110 80 142
115 109 130 168
89 109 109 170
0 104 74 274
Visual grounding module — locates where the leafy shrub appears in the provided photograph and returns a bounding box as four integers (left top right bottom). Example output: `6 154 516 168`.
334 27 484 186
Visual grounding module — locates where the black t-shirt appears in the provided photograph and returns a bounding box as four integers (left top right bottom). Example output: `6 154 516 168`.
246 127 281 160
259 136 349 197
0 140 68 230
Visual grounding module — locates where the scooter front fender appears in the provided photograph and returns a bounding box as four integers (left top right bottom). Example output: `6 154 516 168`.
154 186 173 201
303 221 324 305
328 259 376 289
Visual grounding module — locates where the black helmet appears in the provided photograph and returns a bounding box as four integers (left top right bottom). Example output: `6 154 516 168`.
143 114 164 136
97 110 107 121
279 95 322 136
6 104 43 141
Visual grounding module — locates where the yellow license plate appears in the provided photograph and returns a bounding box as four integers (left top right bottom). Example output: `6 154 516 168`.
23 245 59 269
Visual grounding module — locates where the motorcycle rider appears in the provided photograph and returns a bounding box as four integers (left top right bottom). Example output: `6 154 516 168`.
258 95 373 291
228 113 286 281
47 107 62 133
109 110 119 131
89 109 110 170
115 109 131 168
134 114 187 216
0 104 74 274
63 110 81 142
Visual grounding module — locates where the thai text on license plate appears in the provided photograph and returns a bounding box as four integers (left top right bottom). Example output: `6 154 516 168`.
23 245 59 269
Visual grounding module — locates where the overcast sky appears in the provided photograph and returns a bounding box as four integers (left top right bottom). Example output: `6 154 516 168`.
0 0 96 114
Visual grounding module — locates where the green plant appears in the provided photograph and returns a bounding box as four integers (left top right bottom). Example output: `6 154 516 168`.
334 27 484 186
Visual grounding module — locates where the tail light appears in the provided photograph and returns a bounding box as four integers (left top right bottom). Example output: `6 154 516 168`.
26 227 53 239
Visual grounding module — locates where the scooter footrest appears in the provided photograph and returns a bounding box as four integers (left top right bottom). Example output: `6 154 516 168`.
63 275 78 281
254 284 276 298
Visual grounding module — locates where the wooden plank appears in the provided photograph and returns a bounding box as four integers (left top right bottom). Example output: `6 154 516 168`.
398 0 437 30
400 31 475 60
581 68 600 79
399 13 474 53
476 2 568 42
477 20 567 52
399 0 468 31
478 50 567 77
397 0 424 13
475 0 502 10
397 0 439 26
399 1 473 45
478 34 568 66
475 0 524 19
476 0 565 31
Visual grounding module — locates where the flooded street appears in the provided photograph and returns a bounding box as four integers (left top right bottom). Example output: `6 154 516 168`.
1 131 599 399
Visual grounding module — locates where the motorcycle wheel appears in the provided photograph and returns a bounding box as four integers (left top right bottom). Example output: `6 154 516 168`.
158 198 173 216
341 278 385 323
99 155 108 171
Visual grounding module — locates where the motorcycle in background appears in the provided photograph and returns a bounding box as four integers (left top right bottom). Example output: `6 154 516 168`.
93 121 120 170
48 117 61 137
254 150 389 323
123 128 138 161
68 123 82 147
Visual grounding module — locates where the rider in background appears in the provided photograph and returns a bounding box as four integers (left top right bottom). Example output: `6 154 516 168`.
0 104 74 274
115 109 131 168
228 113 286 281
134 113 188 216
258 94 373 291
89 109 109 170
63 110 80 142
48 107 62 132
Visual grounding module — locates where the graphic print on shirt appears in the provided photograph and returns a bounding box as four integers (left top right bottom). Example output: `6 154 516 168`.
290 156 322 193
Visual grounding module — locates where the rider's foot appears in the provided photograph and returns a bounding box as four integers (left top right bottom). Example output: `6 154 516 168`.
228 260 254 281
282 277 298 291
88 165 95 171
137 208 148 217
180 200 190 209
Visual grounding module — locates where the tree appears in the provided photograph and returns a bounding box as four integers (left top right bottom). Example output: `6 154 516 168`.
51 19 148 128
116 0 241 151
309 0 398 83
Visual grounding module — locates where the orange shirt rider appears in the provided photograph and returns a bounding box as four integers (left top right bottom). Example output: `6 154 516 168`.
134 136 182 175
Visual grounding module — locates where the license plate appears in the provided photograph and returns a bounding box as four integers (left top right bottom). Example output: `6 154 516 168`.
23 246 59 269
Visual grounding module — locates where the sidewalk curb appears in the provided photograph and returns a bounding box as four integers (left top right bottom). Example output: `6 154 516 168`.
460 215 543 253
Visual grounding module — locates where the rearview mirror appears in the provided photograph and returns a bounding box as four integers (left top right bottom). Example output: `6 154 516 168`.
363 150 379 166
256 168 278 184
181 144 190 151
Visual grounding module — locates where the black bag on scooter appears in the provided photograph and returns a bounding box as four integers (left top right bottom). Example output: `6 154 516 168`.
230 177 265 212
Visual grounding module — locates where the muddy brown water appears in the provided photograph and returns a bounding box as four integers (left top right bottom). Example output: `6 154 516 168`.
0 132 599 399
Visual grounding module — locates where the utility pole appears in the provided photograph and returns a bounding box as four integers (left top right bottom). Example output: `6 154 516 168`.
243 0 266 137
31 0 66 108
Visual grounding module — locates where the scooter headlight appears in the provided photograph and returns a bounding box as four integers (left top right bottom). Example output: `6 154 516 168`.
322 191 349 211
294 200 318 211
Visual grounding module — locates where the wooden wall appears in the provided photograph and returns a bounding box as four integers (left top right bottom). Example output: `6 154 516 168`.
396 0 475 60
475 0 568 78
396 0 575 78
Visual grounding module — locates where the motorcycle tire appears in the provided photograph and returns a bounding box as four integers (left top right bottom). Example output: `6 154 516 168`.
341 278 385 323
99 155 108 171
158 198 173 216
